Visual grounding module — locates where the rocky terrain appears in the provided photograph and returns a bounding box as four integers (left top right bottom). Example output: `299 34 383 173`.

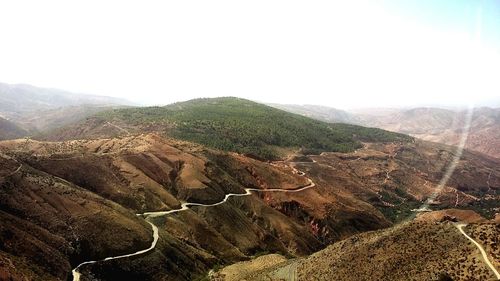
0 134 371 280
467 222 500 273
0 98 498 281
294 211 498 281
215 210 499 281
208 139 500 281
1 132 498 280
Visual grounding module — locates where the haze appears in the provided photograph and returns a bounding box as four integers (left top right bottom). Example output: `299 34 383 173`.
1 0 499 109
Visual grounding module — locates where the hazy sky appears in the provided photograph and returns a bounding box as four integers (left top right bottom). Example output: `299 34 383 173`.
1 0 499 108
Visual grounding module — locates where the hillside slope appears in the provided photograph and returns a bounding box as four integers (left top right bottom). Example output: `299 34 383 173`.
267 103 360 124
294 217 498 281
1 134 391 280
48 97 411 159
15 105 128 134
218 210 499 281
0 82 132 114
1 133 498 280
357 107 500 159
0 82 135 139
271 104 500 159
0 136 308 280
0 117 28 140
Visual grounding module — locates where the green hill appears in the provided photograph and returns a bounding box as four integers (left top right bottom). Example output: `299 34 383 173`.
93 97 411 159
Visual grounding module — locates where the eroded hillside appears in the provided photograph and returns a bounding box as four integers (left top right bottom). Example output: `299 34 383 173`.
215 210 499 281
356 107 500 159
1 132 498 280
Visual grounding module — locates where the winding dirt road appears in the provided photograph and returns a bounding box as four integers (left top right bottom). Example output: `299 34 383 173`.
456 224 500 280
6 164 22 177
72 221 159 281
105 122 131 135
72 162 315 281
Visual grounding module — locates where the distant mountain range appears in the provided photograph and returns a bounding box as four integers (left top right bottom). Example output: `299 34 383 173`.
0 82 133 113
267 103 360 124
0 82 134 136
1 82 498 160
356 107 500 159
270 104 500 159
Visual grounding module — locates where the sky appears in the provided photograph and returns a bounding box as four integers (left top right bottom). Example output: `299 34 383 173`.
0 0 499 109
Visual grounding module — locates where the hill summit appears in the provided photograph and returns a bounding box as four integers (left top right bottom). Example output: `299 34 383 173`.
50 97 411 159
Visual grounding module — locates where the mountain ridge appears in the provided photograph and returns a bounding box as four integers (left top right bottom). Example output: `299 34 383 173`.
269 103 500 159
45 97 411 160
0 82 135 139
0 82 134 113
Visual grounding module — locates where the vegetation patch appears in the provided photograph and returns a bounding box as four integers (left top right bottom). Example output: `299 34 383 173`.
96 97 411 160
462 198 500 219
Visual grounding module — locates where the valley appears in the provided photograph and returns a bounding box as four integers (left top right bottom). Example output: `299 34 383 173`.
273 104 500 160
1 132 498 280
0 97 498 281
3 0 500 279
73 152 316 281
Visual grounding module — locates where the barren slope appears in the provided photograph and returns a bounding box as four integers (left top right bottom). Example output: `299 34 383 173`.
357 107 500 159
223 210 499 281
294 211 498 281
1 132 497 280
1 134 383 280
